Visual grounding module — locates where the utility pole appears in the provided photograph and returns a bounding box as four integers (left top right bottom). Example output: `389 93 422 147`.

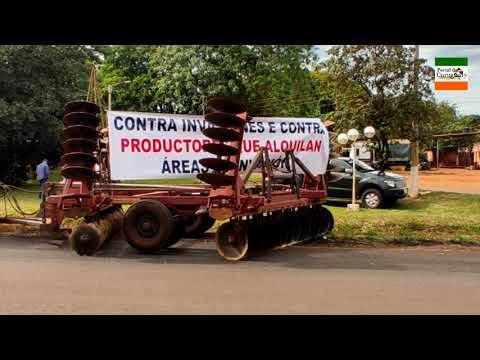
108 84 113 111
107 81 131 112
410 45 420 198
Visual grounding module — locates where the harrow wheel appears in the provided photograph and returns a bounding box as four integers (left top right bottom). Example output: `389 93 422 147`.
162 215 184 248
123 200 175 253
216 220 248 261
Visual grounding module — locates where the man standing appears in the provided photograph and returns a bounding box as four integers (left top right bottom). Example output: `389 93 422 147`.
36 159 49 201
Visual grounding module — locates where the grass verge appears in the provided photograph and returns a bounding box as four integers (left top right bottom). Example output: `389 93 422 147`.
325 192 480 245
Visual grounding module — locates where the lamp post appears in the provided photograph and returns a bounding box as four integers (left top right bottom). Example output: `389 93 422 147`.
107 80 131 111
337 126 376 211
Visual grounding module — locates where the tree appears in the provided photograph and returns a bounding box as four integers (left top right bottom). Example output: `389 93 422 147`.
436 108 480 149
323 45 435 168
303 69 337 118
98 45 157 112
0 45 103 184
98 45 318 116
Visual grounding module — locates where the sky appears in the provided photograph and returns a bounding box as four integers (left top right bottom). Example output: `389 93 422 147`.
315 45 480 116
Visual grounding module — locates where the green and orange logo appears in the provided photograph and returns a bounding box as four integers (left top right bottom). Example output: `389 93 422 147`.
435 57 468 91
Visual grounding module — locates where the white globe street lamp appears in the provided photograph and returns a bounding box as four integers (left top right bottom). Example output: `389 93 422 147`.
347 128 359 142
364 126 376 139
337 133 349 145
336 126 376 211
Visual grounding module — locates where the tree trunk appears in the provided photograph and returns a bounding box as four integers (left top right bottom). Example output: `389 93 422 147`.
376 132 390 172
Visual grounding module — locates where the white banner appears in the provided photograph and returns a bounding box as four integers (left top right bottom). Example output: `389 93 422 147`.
107 111 329 180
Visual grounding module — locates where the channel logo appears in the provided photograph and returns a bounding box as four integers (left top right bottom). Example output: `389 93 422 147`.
435 57 468 91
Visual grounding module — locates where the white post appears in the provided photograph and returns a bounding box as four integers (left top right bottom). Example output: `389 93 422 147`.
352 141 356 204
410 44 420 198
347 141 360 211
108 84 112 111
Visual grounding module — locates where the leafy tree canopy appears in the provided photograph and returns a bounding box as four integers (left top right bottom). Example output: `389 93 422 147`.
322 45 438 164
0 45 103 184
98 45 319 117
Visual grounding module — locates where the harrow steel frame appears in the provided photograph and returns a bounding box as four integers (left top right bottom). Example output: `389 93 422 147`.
41 97 333 261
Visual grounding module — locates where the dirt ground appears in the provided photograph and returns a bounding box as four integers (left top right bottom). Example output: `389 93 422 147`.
397 168 480 194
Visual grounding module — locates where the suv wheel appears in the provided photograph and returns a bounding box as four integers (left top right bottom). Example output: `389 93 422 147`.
361 188 384 209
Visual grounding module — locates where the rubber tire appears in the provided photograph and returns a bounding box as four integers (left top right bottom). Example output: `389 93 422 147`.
123 200 175 253
163 215 184 248
183 212 216 238
361 188 384 209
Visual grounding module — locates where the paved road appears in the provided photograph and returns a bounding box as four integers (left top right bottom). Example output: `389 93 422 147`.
0 235 479 314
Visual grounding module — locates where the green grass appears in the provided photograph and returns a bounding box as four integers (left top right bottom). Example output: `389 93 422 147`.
0 168 63 217
3 168 480 245
325 192 480 245
0 183 42 217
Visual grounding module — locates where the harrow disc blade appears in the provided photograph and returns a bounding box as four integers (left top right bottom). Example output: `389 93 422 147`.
196 173 235 187
64 101 100 116
63 125 98 141
306 206 318 240
61 165 95 182
255 213 270 250
291 210 303 242
245 216 260 252
70 224 100 256
63 112 100 128
216 221 248 261
318 207 334 235
282 209 297 245
202 143 240 156
63 138 97 154
207 97 247 114
313 206 324 236
205 112 245 128
202 127 242 142
199 158 238 171
271 211 285 248
61 152 97 168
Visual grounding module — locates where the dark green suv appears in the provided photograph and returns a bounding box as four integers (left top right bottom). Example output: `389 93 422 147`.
327 157 408 209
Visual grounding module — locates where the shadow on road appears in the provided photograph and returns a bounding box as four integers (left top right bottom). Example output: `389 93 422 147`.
91 238 411 271
3 234 478 274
